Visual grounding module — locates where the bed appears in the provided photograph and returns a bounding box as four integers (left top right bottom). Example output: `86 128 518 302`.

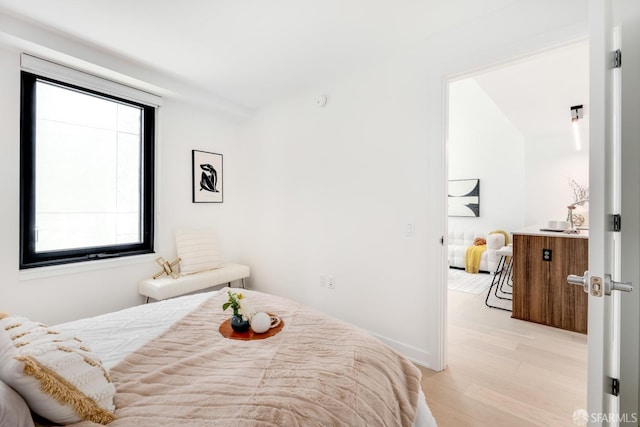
1 289 437 426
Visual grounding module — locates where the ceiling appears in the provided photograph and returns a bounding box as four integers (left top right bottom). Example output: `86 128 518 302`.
0 0 523 111
472 41 589 140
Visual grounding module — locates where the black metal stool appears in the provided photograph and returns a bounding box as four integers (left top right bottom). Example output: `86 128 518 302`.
485 245 513 311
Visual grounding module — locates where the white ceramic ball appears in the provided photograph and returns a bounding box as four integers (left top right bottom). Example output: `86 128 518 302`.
250 312 271 333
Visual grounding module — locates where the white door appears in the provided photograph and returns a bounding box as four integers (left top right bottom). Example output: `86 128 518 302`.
583 0 639 425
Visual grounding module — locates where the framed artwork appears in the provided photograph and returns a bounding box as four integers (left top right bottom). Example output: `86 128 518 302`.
448 179 480 217
192 150 223 203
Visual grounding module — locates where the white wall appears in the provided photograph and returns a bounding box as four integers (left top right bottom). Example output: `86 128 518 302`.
240 61 441 364
524 133 589 227
0 41 249 325
240 1 589 368
448 78 526 234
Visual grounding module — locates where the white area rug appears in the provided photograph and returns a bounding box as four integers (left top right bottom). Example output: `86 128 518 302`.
448 268 493 295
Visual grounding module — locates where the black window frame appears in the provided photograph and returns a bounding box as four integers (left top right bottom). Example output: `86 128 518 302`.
19 71 155 269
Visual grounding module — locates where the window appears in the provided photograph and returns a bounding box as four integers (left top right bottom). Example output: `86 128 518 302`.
20 65 156 269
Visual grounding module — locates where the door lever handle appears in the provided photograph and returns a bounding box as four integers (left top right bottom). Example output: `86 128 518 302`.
567 271 590 294
568 273 634 297
605 274 633 295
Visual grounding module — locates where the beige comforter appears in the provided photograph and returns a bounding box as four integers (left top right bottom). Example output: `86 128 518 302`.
72 290 421 426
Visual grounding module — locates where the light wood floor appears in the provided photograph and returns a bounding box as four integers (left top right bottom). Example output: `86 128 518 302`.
419 289 587 427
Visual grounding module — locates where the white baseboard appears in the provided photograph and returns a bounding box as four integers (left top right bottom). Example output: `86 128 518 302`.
370 331 436 370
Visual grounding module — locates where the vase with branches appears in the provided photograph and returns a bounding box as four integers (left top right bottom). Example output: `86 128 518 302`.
566 178 589 232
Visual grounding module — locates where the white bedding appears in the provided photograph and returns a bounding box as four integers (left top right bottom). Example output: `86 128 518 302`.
55 290 436 427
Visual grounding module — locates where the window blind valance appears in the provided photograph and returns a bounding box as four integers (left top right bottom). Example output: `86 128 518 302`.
20 53 163 107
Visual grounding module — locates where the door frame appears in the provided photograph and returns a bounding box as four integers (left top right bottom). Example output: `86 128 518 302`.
440 39 590 370
438 2 640 423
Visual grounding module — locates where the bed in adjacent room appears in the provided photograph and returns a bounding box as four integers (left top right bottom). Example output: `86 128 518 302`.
0 289 436 427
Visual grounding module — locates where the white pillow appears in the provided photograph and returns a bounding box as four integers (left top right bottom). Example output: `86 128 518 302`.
175 228 223 275
0 380 35 427
0 313 115 425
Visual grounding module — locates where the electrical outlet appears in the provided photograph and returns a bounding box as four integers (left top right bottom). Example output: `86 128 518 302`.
320 275 327 287
327 276 335 290
542 249 552 261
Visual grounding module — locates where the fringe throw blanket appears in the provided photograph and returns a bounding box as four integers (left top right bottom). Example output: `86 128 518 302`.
69 290 421 427
465 245 486 274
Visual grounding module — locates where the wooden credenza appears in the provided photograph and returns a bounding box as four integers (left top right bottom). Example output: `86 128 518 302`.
512 229 588 334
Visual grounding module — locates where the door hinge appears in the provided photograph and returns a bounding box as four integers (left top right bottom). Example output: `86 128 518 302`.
440 236 444 245
608 376 620 396
613 49 622 68
613 214 622 232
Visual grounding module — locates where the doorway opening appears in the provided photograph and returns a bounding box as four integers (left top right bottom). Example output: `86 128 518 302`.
439 40 589 423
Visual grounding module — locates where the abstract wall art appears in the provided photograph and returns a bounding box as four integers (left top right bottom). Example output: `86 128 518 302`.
192 150 223 203
448 179 480 217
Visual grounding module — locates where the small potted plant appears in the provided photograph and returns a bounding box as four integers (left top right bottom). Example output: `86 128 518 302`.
223 290 254 332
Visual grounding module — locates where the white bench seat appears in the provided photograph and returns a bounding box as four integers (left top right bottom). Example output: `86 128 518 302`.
138 263 250 302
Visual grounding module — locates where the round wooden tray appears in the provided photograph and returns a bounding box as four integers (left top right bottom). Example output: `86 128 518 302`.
218 316 284 340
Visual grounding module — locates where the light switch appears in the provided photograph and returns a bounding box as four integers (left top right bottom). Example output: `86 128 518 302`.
405 223 415 237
